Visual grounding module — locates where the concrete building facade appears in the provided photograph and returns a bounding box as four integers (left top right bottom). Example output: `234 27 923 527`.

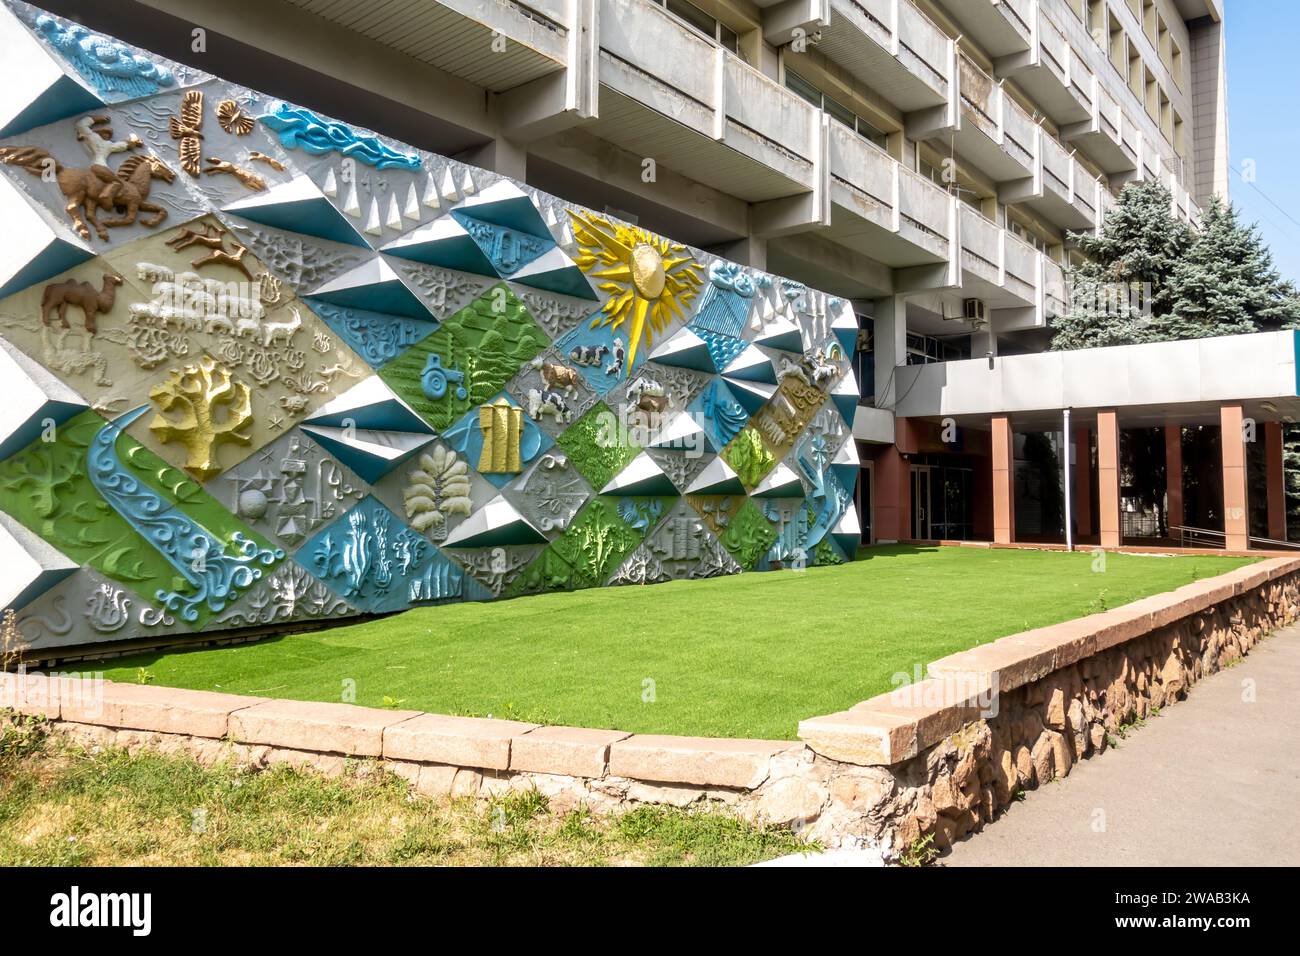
17 0 1274 554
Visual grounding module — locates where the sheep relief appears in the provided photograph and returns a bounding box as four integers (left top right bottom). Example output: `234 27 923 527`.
0 210 366 483
0 2 860 652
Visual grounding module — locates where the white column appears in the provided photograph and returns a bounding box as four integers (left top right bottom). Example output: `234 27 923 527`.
873 294 908 408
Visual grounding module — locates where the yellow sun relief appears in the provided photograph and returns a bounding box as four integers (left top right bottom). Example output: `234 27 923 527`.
569 211 703 373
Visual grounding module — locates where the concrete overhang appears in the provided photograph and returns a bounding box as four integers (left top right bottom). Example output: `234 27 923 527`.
1173 0 1222 24
37 0 500 154
818 0 950 114
929 0 1033 60
892 330 1300 429
852 405 896 444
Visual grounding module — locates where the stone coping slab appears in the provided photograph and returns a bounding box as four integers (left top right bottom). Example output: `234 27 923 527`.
510 725 631 778
607 734 795 789
799 675 992 766
804 556 1296 767
0 669 60 719
62 682 268 739
797 707 919 767
384 713 540 770
1266 557 1300 579
1221 563 1273 594
229 699 421 757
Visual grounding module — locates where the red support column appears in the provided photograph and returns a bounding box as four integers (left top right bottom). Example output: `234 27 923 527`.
1097 410 1121 549
1165 425 1184 533
992 415 1014 544
1073 425 1092 538
1220 405 1249 551
1265 421 1286 542
873 445 911 543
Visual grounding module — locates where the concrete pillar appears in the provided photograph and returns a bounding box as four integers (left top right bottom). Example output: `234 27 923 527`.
1165 424 1184 532
992 415 1014 544
1097 409 1121 549
1074 425 1092 538
458 137 528 181
717 235 768 270
970 327 997 360
1220 404 1248 551
873 295 908 409
873 445 911 542
1265 421 1286 542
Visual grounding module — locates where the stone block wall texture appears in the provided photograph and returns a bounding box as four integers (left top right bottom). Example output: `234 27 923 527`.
0 1 861 653
9 558 1296 860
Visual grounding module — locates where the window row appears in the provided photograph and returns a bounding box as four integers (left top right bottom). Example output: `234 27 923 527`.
1072 0 1187 155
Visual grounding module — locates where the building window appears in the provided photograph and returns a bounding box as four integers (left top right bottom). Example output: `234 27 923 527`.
1086 0 1105 44
906 332 969 365
784 70 889 149
853 318 874 405
1142 0 1157 45
1009 218 1048 253
661 0 738 53
1109 20 1126 74
919 158 984 210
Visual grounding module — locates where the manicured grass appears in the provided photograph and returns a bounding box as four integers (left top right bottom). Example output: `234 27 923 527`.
0 719 804 866
98 545 1254 740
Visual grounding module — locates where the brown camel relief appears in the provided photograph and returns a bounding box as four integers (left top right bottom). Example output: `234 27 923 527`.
40 273 123 334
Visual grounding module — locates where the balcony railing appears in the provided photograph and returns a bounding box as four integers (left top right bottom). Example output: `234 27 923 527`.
1039 15 1069 82
959 54 998 136
1067 48 1095 110
959 205 1002 284
899 166 952 255
1097 87 1122 141
602 0 715 108
897 1 952 95
587 0 1125 327
723 55 816 162
829 0 952 106
524 0 569 26
1002 95 1037 168
1003 230 1038 301
844 0 894 49
1043 257 1067 318
1096 184 1115 229
998 0 1034 39
828 122 895 227
599 0 819 191
954 53 1040 184
1041 135 1072 199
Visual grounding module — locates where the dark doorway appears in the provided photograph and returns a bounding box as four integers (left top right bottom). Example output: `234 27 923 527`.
1183 425 1225 532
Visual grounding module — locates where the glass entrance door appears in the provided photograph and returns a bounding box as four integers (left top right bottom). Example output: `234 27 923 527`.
910 465 932 540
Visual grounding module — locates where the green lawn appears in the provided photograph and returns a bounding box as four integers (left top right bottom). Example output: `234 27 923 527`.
98 546 1254 740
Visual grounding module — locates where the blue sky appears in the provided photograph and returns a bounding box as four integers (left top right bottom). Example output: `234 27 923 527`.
1225 0 1300 284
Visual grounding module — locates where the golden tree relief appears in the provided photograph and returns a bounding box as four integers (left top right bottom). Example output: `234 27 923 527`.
148 355 254 480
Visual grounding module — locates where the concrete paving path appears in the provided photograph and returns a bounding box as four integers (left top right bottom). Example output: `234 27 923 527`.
944 625 1300 867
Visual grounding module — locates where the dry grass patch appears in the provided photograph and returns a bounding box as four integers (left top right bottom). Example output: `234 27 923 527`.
0 715 807 867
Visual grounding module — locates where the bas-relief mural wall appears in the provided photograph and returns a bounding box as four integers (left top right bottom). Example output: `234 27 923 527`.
0 0 863 652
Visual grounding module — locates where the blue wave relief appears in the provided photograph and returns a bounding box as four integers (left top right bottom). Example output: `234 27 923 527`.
87 408 283 622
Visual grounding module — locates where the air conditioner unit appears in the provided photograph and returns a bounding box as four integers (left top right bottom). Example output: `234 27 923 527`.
962 298 987 326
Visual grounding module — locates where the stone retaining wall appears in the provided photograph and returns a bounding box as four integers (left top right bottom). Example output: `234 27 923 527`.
5 557 1298 861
